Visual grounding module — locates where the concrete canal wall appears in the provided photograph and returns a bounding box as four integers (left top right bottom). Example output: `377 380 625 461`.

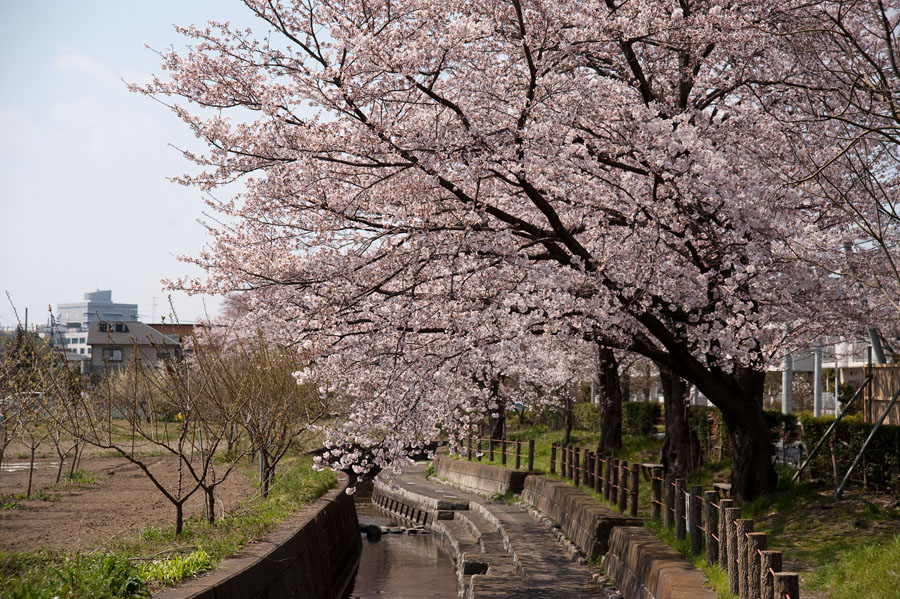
153 471 361 599
603 527 717 599
520 475 642 560
433 455 529 495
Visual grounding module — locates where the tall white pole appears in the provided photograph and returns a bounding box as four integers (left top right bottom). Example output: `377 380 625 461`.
813 343 823 417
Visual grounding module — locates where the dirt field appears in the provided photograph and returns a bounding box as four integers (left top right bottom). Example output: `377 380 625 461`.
0 444 256 552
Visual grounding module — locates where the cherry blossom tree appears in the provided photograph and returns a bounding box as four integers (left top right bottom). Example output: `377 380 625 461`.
140 0 855 499
779 1 900 327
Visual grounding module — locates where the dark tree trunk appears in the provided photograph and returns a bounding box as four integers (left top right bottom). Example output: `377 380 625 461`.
175 502 184 535
205 487 216 524
26 445 36 498
713 367 776 502
489 395 506 440
597 347 623 455
658 366 700 479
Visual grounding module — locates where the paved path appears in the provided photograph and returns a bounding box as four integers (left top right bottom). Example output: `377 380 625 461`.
373 462 602 598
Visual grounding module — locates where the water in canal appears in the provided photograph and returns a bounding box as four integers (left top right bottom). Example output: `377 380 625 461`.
342 482 458 599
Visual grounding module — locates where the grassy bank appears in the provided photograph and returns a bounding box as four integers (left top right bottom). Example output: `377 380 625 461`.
0 457 336 599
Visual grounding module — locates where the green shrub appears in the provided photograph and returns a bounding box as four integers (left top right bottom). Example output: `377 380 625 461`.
623 402 661 437
798 412 900 491
572 403 603 430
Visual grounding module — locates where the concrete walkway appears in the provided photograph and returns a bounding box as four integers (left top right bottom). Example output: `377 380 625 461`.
373 462 602 598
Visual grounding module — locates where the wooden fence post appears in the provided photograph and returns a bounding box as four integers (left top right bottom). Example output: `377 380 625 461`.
704 490 719 564
689 484 702 554
515 440 521 470
594 452 602 494
774 572 799 599
760 550 783 599
467 437 472 461
650 467 662 520
561 444 567 479
748 532 767 599
718 498 734 568
582 448 589 487
550 443 556 475
603 456 612 500
674 478 687 540
489 437 495 462
736 519 754 599
528 439 535 472
476 438 482 461
574 448 581 487
630 465 640 517
611 458 620 505
664 472 675 528
501 438 507 466
725 506 741 597
618 461 629 513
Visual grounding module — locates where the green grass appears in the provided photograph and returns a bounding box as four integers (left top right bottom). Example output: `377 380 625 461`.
808 533 900 599
0 456 336 598
0 551 149 599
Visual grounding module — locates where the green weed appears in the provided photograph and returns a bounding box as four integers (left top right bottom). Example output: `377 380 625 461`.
137 547 216 587
808 534 900 599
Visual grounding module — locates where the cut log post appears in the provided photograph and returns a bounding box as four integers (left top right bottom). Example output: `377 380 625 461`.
630 466 640 517
594 452 602 494
760 550 783 599
704 490 719 564
515 440 521 470
603 456 612 500
574 448 581 487
774 572 799 599
528 439 535 472
664 472 675 528
736 519 754 599
674 478 687 540
550 443 556 475
689 484 703 554
618 461 629 513
718 499 735 569
748 532 767 599
611 458 620 505
650 467 662 521
725 506 742 597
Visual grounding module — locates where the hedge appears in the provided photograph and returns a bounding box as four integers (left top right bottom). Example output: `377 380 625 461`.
573 402 603 430
623 402 662 437
798 412 900 491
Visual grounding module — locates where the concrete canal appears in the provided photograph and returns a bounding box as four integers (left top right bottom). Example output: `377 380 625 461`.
342 481 458 599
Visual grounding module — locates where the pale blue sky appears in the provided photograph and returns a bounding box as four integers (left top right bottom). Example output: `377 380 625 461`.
0 1 261 328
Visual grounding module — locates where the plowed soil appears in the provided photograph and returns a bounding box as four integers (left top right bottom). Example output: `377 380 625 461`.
0 444 255 552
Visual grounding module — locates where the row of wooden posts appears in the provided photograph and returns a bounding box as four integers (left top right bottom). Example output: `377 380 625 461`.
466 436 535 472
551 443 801 599
550 443 641 516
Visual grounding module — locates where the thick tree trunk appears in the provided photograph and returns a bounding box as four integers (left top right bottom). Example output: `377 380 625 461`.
489 395 506 440
713 367 776 502
597 347 623 455
658 366 700 479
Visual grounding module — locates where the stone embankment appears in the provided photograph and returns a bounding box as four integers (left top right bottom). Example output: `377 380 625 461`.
376 457 723 599
153 472 361 599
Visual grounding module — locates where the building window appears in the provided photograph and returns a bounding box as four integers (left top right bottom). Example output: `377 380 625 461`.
80 348 85 354
98 323 108 332
102 348 123 362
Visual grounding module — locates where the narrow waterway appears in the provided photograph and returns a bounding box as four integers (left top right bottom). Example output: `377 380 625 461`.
342 481 458 599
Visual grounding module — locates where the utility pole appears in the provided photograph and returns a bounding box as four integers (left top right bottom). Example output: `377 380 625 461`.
813 343 823 417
